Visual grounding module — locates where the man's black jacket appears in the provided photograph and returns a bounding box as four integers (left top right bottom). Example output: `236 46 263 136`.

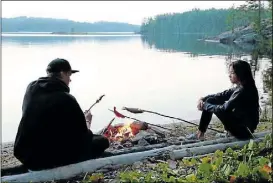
14 77 93 169
201 85 260 131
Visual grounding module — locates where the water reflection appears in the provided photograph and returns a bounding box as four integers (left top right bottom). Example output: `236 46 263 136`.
141 34 251 57
142 33 272 102
2 34 140 46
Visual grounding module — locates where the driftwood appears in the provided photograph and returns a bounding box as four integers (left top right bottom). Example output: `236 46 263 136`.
2 131 271 183
106 139 202 156
170 137 264 160
1 145 177 183
1 143 172 177
106 143 170 156
173 130 271 150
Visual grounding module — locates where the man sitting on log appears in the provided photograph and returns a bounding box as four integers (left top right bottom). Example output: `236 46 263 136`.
14 58 110 171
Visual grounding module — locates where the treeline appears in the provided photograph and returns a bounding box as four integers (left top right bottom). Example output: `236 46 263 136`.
2 16 140 33
140 7 272 36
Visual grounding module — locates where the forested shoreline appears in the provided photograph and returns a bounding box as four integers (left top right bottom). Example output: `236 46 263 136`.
140 2 272 37
2 17 140 33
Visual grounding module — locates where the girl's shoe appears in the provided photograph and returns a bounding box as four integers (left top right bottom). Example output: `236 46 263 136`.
186 131 205 141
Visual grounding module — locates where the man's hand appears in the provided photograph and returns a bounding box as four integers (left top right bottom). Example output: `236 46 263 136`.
84 110 93 129
197 98 204 111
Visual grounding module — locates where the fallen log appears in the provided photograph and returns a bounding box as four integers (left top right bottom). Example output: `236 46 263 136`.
1 143 172 177
0 139 201 176
173 130 271 150
1 145 177 182
2 131 271 182
169 137 264 160
107 139 203 156
106 143 170 156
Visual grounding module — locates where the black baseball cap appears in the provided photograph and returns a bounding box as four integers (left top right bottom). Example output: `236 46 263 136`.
46 58 79 74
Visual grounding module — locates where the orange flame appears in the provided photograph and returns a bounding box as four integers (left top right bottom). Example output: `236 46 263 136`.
114 122 134 141
104 121 135 142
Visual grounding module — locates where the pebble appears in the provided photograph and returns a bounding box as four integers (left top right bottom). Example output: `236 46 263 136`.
167 159 177 169
132 161 143 169
138 139 150 146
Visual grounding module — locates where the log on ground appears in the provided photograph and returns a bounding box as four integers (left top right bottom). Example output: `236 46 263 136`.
174 130 271 150
1 145 177 183
170 137 264 160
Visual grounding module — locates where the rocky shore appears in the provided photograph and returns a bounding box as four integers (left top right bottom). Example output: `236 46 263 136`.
203 19 272 47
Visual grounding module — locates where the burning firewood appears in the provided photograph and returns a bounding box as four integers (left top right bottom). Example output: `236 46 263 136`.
103 122 136 142
102 120 166 143
102 119 170 146
109 107 172 131
130 121 149 135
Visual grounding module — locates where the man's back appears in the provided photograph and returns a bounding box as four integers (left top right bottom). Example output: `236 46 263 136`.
14 76 90 170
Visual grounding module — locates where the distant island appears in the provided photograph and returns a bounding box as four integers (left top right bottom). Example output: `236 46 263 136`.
49 32 139 35
2 16 140 33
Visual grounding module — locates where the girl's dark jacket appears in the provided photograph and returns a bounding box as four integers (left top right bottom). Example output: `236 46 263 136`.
201 85 260 132
14 77 93 170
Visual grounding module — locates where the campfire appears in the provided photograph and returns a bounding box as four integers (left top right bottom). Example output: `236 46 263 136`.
103 121 149 142
101 107 179 151
101 106 222 148
101 119 175 152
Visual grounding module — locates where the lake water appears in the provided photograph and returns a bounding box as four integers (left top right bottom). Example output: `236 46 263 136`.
2 33 271 143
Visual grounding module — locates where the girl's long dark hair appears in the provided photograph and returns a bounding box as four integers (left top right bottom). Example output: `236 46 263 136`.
230 60 257 88
231 60 260 113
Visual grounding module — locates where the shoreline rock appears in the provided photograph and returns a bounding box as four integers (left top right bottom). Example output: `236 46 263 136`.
202 19 272 50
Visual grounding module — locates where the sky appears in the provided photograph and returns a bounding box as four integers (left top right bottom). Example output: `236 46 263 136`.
2 1 248 25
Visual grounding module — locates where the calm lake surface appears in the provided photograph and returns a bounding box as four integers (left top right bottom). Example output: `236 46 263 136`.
2 33 271 143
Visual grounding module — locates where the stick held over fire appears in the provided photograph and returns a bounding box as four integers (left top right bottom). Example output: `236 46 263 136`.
87 94 105 112
109 107 172 131
100 117 115 135
122 107 224 133
113 106 126 118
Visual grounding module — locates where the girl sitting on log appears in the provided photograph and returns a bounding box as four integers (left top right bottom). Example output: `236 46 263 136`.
196 60 260 140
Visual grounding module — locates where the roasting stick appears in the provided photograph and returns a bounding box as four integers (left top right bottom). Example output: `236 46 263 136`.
86 94 105 112
122 107 224 133
84 94 105 130
99 117 116 135
108 109 172 131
